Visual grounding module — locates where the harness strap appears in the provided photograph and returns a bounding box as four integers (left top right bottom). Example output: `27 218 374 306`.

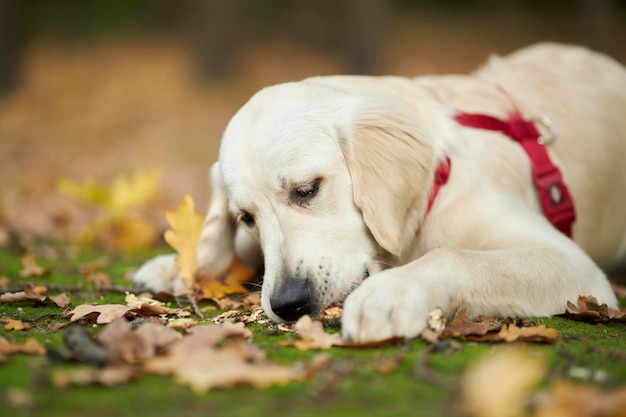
454 111 576 237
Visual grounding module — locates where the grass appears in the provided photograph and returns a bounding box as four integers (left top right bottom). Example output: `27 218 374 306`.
1 244 625 417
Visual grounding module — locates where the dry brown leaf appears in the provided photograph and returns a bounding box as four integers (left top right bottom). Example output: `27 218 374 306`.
441 313 557 344
163 195 204 288
443 313 503 339
0 337 46 355
84 272 112 286
3 317 31 331
460 348 547 417
531 379 626 417
48 293 71 308
52 365 138 388
124 292 178 316
143 321 302 392
280 315 344 350
19 253 49 278
0 288 46 304
0 287 70 308
562 295 626 323
66 304 135 324
212 292 262 311
96 318 149 363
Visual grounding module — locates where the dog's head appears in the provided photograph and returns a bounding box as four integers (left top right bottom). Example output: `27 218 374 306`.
218 81 435 322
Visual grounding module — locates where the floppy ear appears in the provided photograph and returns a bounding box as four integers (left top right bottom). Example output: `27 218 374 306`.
195 162 237 279
338 97 435 257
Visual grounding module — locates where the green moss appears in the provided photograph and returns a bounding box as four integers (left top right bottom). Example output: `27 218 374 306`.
1 246 626 417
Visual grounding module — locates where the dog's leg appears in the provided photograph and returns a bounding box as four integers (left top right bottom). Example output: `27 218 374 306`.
132 162 261 293
341 227 618 343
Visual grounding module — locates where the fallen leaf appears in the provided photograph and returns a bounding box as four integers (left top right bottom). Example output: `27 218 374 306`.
66 304 135 324
196 258 253 300
57 169 161 249
0 287 70 308
49 293 71 308
281 315 344 350
52 365 138 388
441 313 557 344
163 195 204 288
124 292 177 315
443 313 503 340
57 169 161 217
3 317 31 331
144 323 302 392
530 379 626 417
212 292 261 311
562 295 626 323
497 324 558 344
0 288 45 304
460 348 547 417
0 337 46 355
96 318 149 363
19 253 49 278
84 272 112 286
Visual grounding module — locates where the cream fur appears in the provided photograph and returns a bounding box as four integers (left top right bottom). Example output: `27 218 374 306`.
134 43 624 342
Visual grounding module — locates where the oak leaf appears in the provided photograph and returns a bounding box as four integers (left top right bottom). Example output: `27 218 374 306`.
163 195 204 288
562 295 626 323
3 317 31 331
66 304 135 324
0 337 46 355
163 195 253 299
19 253 49 278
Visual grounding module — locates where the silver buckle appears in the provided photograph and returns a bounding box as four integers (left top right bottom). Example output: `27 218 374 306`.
532 115 558 145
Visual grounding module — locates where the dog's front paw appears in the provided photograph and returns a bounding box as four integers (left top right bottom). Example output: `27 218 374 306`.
132 254 186 293
341 270 437 343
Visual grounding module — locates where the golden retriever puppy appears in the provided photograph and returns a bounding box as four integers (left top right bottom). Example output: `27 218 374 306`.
134 43 624 342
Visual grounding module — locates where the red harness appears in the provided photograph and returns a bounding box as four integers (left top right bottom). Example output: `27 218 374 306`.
427 110 576 237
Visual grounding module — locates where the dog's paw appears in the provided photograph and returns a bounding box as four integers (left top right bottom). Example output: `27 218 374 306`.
132 254 186 293
341 270 436 343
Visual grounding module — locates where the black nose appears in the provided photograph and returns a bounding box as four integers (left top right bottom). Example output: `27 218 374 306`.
270 279 312 322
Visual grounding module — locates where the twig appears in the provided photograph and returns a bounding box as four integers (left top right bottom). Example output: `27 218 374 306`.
187 293 204 319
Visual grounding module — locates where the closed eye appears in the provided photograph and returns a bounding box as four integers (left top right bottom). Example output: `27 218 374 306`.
238 210 255 227
290 177 322 207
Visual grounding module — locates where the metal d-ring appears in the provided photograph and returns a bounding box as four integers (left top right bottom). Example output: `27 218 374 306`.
532 115 558 145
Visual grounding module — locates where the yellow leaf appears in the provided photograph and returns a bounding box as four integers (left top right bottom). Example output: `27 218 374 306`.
164 196 204 288
460 348 547 417
196 259 255 300
57 169 160 215
56 177 110 208
108 169 161 217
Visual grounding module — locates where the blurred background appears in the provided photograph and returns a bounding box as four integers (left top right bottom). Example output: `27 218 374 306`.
0 0 625 247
